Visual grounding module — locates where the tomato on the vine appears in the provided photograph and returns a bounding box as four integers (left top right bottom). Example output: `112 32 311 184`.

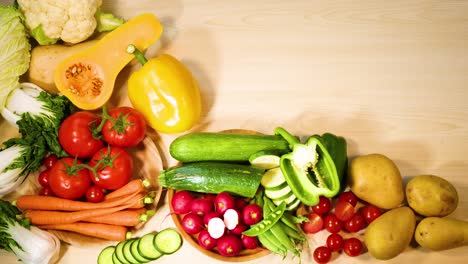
311 196 331 215
361 204 382 224
101 106 147 148
49 158 91 200
86 185 105 203
58 111 104 158
88 146 133 190
343 238 363 257
313 246 332 264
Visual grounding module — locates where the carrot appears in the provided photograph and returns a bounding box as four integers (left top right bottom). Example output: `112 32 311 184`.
17 190 142 211
105 179 150 200
83 208 148 226
39 222 129 241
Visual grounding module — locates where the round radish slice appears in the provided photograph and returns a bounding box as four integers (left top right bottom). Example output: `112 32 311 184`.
208 217 226 239
223 209 240 230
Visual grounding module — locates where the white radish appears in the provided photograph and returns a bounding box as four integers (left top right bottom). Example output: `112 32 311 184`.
207 217 225 239
223 208 240 230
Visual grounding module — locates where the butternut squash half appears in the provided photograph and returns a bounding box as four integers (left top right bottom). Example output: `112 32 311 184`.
54 13 163 110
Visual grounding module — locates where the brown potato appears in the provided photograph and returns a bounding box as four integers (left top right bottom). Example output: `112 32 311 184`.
347 153 404 209
415 217 468 250
406 175 458 217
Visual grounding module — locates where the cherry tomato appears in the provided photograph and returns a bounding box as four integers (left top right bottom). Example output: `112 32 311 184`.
338 191 359 207
88 146 133 190
361 204 382 224
311 196 331 215
58 111 104 158
313 246 332 264
102 107 147 148
334 200 355 222
49 158 91 200
326 233 344 251
38 170 51 187
86 185 105 203
343 238 363 257
39 186 55 196
43 154 58 169
323 214 343 233
345 214 366 233
302 212 324 234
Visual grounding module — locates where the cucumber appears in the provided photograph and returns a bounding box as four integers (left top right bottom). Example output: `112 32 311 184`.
265 185 292 200
114 240 131 264
153 228 183 254
249 150 281 169
130 239 152 263
112 251 124 264
273 191 297 205
286 198 301 211
264 181 288 192
261 167 286 189
159 162 265 198
97 246 115 264
169 132 290 162
122 239 140 264
138 233 163 260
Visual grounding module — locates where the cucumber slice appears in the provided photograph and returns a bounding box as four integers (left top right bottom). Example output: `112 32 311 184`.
249 150 281 169
112 251 124 264
123 239 140 264
264 181 288 192
286 198 301 211
261 167 286 189
97 246 115 264
273 192 297 206
154 228 183 254
265 184 292 200
130 239 152 263
115 241 131 264
138 233 162 260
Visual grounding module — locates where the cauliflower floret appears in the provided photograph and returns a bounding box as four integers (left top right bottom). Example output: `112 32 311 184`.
17 0 122 45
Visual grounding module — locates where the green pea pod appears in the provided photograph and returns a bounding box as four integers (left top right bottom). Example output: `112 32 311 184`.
278 220 306 242
243 202 286 237
258 231 287 257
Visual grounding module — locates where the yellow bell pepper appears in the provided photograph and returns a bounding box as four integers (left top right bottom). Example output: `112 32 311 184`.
126 44 202 134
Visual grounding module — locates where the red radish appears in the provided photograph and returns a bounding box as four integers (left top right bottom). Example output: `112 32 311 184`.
217 234 243 257
235 198 248 211
204 193 216 203
171 190 194 214
208 217 226 239
190 198 213 216
203 211 221 226
241 235 259 249
223 209 240 230
230 223 247 235
215 192 236 214
181 213 204 235
198 229 218 250
242 204 263 225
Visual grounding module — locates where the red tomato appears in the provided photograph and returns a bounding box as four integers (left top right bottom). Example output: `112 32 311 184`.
39 186 55 196
49 158 91 200
86 185 105 203
38 170 50 187
302 212 324 234
326 233 344 251
344 214 366 233
58 112 104 159
311 196 331 215
88 146 133 190
334 200 355 222
361 205 382 224
338 191 359 207
324 214 343 233
102 107 147 148
343 238 363 257
43 154 58 169
313 246 332 264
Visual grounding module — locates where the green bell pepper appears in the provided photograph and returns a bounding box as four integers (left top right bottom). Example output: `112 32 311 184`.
274 127 346 206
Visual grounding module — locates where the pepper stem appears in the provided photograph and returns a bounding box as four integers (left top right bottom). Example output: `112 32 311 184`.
126 44 148 65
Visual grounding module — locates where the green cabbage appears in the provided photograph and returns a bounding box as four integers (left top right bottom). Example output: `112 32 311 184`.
0 4 30 110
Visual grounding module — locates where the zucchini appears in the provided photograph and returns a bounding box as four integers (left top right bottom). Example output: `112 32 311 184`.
169 132 290 162
159 162 265 198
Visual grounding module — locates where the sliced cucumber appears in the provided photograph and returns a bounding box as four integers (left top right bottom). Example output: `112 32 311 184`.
130 239 152 263
114 240 131 264
112 251 124 264
265 184 292 200
264 181 288 192
154 228 183 254
122 239 140 264
249 150 281 169
272 191 297 206
261 167 286 189
286 198 301 211
138 233 163 260
97 246 115 264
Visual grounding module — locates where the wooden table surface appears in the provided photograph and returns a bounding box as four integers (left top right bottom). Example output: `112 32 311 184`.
1 0 467 263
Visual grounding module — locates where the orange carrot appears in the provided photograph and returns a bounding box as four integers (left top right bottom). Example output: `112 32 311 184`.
39 222 129 241
105 179 150 200
17 190 141 211
83 208 148 226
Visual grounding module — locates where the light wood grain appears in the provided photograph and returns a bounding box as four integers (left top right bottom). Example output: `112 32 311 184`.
1 0 468 263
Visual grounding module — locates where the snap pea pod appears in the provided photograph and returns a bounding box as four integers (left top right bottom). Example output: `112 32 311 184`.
258 231 287 257
243 201 286 237
278 220 306 242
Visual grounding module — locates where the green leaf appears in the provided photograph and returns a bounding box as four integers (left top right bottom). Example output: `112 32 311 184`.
31 24 58 45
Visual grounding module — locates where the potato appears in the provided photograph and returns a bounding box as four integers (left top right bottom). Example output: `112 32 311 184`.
364 206 416 260
347 153 404 209
415 217 468 250
27 40 98 93
406 175 458 217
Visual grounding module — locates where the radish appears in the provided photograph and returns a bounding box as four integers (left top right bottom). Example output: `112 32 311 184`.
198 229 218 250
181 213 204 235
207 217 226 239
171 190 194 214
217 234 243 257
230 223 247 236
204 193 217 203
242 204 263 225
235 198 248 211
241 235 259 249
203 211 221 226
190 198 214 216
215 192 236 214
223 208 240 230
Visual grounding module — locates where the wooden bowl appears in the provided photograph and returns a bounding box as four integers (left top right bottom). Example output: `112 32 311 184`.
167 128 271 262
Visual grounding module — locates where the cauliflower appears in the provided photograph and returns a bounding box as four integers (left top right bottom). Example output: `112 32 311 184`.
17 0 124 45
